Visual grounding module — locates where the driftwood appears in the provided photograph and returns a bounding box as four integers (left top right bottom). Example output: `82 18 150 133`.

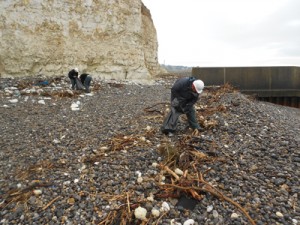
159 165 256 225
42 196 62 210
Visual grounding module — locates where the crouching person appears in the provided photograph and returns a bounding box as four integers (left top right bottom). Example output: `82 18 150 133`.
68 68 79 90
161 77 205 136
79 73 92 93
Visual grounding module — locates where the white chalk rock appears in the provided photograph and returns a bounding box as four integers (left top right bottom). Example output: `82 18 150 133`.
139 136 146 142
276 212 284 218
137 176 143 183
71 103 78 108
183 219 195 225
160 201 170 212
231 213 239 218
71 103 80 111
175 168 183 175
38 100 46 105
9 99 18 103
63 181 71 185
152 162 158 167
170 219 182 225
213 210 219 218
147 193 154 202
207 205 213 212
135 171 142 177
151 208 160 218
33 189 42 195
53 139 60 144
134 206 147 221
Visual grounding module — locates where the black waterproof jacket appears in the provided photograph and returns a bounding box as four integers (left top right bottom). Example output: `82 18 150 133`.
171 77 199 113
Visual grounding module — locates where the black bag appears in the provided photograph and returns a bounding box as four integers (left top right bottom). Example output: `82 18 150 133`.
75 77 85 90
161 107 182 133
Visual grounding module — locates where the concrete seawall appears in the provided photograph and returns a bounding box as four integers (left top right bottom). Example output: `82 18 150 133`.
192 66 300 108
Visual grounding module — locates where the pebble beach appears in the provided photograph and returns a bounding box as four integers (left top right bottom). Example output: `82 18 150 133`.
0 75 299 225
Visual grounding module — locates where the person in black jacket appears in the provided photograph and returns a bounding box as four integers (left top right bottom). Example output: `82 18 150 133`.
79 73 92 93
68 68 79 90
161 77 205 136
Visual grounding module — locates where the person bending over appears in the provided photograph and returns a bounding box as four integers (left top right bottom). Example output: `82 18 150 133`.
79 73 92 93
68 68 79 90
161 77 205 136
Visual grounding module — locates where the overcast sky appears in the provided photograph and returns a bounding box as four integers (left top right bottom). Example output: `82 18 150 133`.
142 0 300 67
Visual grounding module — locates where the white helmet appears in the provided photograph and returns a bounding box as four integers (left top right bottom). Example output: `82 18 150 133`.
192 80 204 94
74 68 79 73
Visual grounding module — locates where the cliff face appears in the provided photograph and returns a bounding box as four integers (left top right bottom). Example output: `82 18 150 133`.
0 0 161 79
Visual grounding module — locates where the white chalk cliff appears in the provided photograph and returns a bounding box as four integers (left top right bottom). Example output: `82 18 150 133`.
0 0 162 80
